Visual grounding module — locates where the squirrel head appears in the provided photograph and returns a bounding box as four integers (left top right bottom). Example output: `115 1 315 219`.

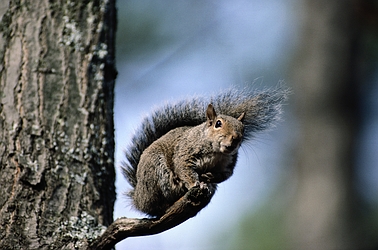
206 104 245 155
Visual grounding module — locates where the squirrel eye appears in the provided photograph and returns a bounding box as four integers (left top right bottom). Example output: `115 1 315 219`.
215 120 222 128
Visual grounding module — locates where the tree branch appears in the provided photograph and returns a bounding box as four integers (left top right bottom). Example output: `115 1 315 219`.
88 185 213 250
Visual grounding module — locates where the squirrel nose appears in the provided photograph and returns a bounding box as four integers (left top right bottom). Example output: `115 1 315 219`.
225 144 237 151
223 135 241 152
231 134 242 143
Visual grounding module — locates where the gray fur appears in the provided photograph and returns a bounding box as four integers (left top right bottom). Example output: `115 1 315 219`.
122 86 289 217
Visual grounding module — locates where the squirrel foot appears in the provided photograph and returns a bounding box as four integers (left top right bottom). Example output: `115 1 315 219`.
199 181 208 190
199 181 214 196
191 181 211 195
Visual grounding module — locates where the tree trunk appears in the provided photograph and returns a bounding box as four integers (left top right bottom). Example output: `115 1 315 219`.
0 0 116 249
288 0 359 249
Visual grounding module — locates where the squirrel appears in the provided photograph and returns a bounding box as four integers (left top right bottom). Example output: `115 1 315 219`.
122 86 288 217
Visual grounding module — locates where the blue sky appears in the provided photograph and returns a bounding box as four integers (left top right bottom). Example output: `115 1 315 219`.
113 0 378 249
114 1 296 249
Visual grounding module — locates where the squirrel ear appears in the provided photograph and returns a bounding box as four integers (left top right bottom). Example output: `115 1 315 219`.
237 112 245 122
206 104 217 125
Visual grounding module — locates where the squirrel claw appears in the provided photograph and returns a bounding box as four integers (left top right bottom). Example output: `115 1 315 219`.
199 182 207 189
191 181 210 193
199 182 211 195
200 172 214 183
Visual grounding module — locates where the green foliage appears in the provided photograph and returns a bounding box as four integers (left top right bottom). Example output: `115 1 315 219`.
213 191 290 250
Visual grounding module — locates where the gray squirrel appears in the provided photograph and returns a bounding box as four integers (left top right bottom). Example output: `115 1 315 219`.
122 87 288 217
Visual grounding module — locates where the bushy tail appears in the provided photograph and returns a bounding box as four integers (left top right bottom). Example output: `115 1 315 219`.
122 85 289 188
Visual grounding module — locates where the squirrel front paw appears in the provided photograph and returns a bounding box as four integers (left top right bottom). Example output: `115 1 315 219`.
201 171 230 183
190 180 214 196
200 182 214 196
192 181 209 191
199 181 208 189
200 172 214 183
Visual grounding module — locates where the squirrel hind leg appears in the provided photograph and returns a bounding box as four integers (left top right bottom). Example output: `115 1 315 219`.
130 160 165 216
131 181 167 217
132 151 186 217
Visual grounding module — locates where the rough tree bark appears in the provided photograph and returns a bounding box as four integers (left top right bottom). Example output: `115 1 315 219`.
0 0 116 249
288 0 360 249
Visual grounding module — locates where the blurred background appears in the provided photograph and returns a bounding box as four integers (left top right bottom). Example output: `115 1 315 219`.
113 0 378 249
